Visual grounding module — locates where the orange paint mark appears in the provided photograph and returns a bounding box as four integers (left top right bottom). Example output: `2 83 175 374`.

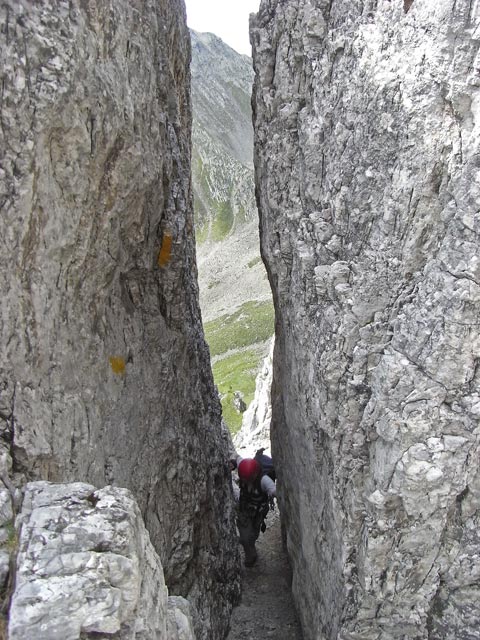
158 234 173 267
109 356 126 375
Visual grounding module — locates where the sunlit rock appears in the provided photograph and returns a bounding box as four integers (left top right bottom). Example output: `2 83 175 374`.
9 483 175 639
252 0 480 637
235 337 274 455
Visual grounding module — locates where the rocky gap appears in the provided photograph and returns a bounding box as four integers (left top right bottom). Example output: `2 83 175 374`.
0 0 479 638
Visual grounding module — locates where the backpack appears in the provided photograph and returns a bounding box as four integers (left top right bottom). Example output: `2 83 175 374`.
238 449 276 525
254 448 276 482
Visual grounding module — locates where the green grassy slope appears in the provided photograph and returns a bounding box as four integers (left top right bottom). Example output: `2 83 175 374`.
204 301 274 434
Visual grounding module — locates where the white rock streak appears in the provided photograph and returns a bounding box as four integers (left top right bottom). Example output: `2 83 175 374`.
235 337 274 456
9 483 195 640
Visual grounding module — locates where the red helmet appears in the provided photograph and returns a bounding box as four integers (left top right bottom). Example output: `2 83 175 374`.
238 458 261 482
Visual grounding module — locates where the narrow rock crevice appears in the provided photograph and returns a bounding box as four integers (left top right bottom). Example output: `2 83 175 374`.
227 510 303 640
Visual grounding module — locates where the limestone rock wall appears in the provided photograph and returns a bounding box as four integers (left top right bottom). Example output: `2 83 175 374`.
0 2 238 637
251 1 480 638
9 482 197 640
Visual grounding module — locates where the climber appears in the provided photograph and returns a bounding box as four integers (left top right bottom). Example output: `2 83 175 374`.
230 450 276 567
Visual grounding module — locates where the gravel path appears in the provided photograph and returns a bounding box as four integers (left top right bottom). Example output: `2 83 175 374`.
227 509 303 640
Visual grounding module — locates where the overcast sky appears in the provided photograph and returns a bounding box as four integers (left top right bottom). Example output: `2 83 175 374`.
184 0 261 56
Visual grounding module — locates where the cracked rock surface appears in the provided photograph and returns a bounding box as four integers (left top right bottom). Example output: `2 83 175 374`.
251 0 480 638
0 1 239 637
9 482 195 640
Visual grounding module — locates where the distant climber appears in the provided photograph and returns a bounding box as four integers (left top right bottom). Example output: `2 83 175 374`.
230 448 276 567
233 391 247 413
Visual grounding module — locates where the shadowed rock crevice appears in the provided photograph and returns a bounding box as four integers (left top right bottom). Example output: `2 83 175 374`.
227 510 303 640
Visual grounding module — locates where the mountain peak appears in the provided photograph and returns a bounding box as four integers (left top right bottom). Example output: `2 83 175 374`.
190 28 254 168
190 29 252 60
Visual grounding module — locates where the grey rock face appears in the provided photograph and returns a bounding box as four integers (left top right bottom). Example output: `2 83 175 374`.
9 482 196 640
251 1 480 638
0 1 238 637
167 596 196 640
